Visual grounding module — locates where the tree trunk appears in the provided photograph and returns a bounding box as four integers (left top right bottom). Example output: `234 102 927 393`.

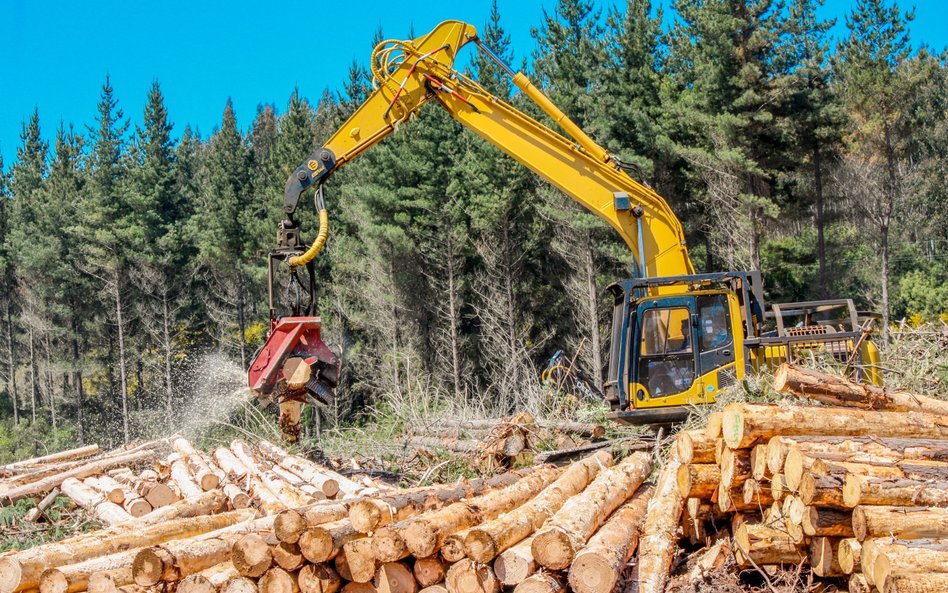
274 503 351 545
299 520 361 564
582 241 603 393
342 537 377 584
799 474 846 509
0 449 155 504
844 476 948 508
299 564 340 593
3 302 17 425
84 475 125 505
167 453 203 499
853 506 948 541
722 402 948 449
135 490 227 526
445 559 495 593
774 364 948 416
132 537 235 586
493 536 535 587
37 549 136 593
637 450 684 593
236 272 247 368
445 244 462 401
803 508 853 538
230 534 272 577
810 536 843 577
172 439 220 491
28 323 36 423
113 277 130 445
6 445 100 468
412 559 445 588
161 288 174 423
871 539 948 591
24 488 60 523
567 484 652 593
71 318 84 444
463 452 611 563
675 430 717 465
60 478 133 526
882 574 948 593
814 146 827 298
532 453 651 570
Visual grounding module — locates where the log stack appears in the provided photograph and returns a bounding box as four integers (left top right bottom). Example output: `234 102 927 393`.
0 446 657 593
671 363 948 593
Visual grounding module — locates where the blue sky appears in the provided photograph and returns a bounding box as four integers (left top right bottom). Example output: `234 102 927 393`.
1 0 945 162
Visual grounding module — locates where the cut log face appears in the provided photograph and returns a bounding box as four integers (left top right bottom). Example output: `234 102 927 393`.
412 558 446 588
445 558 498 593
872 541 948 590
809 537 843 577
231 534 273 577
301 521 362 564
375 563 417 593
344 537 377 584
676 464 719 499
271 542 304 571
258 567 300 593
299 565 341 593
493 536 536 587
512 573 563 593
838 538 861 574
675 430 717 465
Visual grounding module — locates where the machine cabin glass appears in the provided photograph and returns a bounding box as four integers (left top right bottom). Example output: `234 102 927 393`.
636 305 696 398
696 294 735 374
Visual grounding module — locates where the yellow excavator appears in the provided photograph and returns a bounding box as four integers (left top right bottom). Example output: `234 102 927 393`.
249 20 880 432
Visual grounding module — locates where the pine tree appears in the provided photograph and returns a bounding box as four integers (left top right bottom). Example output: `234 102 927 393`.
835 0 916 337
0 148 18 425
8 109 48 424
79 76 133 443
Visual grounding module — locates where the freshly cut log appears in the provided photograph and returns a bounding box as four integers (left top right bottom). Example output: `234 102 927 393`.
810 537 843 577
872 540 948 590
733 523 805 567
444 559 496 593
882 574 948 593
532 452 651 570
172 439 221 491
398 466 562 560
716 483 756 514
512 573 563 593
214 447 285 513
406 437 479 455
231 534 272 577
803 507 853 537
168 452 204 499
223 576 258 593
132 536 237 585
859 537 895 588
84 475 125 504
258 567 300 593
568 484 652 593
440 528 471 563
734 522 799 552
343 537 377 584
417 586 446 593
493 537 535 587
257 441 342 498
681 498 708 545
300 520 362 563
136 490 227 525
224 484 252 509
299 564 340 593
343 583 378 593
0 508 253 593
60 478 133 526
750 444 769 481
24 488 60 522
36 548 135 593
838 538 861 574
774 363 948 416
231 441 313 508
705 412 723 439
5 445 100 469
1 449 155 504
637 450 683 593
335 546 353 581
770 474 788 501
849 574 870 593
413 559 446 588
784 450 903 491
853 505 948 540
799 474 847 509
196 562 240 587
121 492 151 518
271 542 304 571
675 429 717 464
115 470 177 509
275 504 351 544
177 575 215 593
463 451 612 563
270 465 326 500
741 479 773 508
844 476 948 508
722 403 948 449
720 447 752 488
350 471 525 533
675 464 719 499
375 562 417 593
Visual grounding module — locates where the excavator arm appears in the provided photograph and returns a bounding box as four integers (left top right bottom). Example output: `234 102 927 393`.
282 20 694 280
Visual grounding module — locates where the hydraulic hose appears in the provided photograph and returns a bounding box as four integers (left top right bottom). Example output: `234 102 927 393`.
288 207 329 267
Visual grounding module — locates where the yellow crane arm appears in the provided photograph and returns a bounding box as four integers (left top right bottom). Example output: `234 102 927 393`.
282 20 694 280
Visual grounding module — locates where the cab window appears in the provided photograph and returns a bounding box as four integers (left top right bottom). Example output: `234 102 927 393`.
638 307 695 397
697 295 732 351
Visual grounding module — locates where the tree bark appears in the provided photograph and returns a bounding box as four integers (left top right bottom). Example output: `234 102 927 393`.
24 488 60 523
567 484 652 593
870 539 948 591
844 476 948 508
112 276 130 445
5 445 100 469
4 302 18 425
532 453 651 570
853 506 948 541
803 507 853 538
721 402 948 449
799 474 846 509
775 364 948 415
882 573 948 593
274 503 352 545
462 451 611 563
636 451 683 593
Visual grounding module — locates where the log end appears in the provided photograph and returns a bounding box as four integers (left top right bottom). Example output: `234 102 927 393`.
773 363 791 393
126 498 153 517
0 558 23 593
842 474 862 508
532 528 576 571
403 521 439 558
568 552 616 593
322 479 340 499
259 568 296 593
372 529 408 564
721 409 747 449
178 575 216 593
87 572 118 593
375 562 417 593
38 569 67 593
132 548 167 586
274 510 306 544
222 577 259 593
350 500 383 533
440 533 466 563
300 564 341 593
463 529 497 564
300 527 336 564
232 533 273 578
198 473 221 491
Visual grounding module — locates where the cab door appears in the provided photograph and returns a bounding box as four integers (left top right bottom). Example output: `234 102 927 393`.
631 297 699 405
695 293 738 393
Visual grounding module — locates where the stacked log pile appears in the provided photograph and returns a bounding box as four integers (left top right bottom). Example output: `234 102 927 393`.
672 363 948 593
0 445 660 593
405 413 608 471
